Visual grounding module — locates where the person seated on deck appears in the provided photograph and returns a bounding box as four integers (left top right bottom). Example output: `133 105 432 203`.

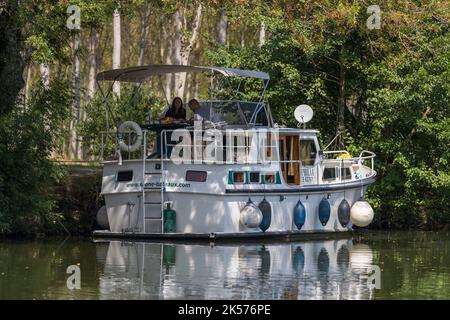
161 97 186 122
188 99 209 120
188 99 223 124
148 97 186 159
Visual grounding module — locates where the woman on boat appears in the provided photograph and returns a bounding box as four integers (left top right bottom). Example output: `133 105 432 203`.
149 97 186 159
164 97 186 120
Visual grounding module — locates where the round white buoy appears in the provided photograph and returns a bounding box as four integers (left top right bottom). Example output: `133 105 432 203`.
240 200 263 228
96 205 109 230
350 199 374 227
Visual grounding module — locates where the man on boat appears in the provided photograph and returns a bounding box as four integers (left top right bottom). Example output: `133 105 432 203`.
188 99 223 123
188 99 208 120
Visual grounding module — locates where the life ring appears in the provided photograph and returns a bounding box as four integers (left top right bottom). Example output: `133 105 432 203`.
117 121 143 152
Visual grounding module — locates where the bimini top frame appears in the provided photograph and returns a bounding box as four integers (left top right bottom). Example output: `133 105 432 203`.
96 64 270 82
96 64 272 128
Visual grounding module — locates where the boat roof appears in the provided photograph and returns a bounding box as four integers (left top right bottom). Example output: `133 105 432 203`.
96 65 270 83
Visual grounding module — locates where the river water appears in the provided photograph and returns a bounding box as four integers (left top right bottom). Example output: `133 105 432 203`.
0 231 449 300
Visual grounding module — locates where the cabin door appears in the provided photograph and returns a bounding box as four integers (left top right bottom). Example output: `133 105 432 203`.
279 135 300 185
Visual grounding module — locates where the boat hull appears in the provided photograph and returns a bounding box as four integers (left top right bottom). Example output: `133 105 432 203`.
98 158 376 238
101 186 368 236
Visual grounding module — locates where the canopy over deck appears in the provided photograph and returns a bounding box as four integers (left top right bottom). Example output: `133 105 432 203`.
96 65 270 83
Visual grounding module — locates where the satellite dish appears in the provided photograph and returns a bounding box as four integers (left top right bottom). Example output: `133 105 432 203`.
294 105 314 124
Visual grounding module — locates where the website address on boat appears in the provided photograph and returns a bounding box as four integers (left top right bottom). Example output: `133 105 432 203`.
126 182 191 188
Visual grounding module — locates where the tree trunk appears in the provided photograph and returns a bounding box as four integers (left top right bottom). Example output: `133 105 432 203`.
98 28 107 73
83 27 100 160
177 3 203 99
0 2 28 116
112 8 121 97
193 40 201 99
164 16 173 100
194 73 200 99
217 8 228 46
335 48 346 149
39 64 51 90
241 24 246 47
185 73 192 102
159 14 165 64
173 8 183 97
24 63 32 106
87 27 99 102
138 4 151 66
70 32 81 160
259 22 266 47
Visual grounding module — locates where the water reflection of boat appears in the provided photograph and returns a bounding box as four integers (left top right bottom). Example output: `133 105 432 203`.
96 239 375 300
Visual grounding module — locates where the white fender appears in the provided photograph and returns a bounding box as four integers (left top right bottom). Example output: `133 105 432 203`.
240 201 263 228
96 205 109 230
350 199 374 227
117 121 143 152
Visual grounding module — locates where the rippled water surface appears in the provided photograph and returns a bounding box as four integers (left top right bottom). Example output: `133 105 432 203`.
1 231 449 299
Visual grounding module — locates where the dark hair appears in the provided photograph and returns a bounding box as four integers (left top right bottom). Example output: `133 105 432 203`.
171 97 183 110
165 97 186 119
188 99 199 108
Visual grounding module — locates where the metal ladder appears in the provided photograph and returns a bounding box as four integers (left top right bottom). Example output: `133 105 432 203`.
141 130 166 233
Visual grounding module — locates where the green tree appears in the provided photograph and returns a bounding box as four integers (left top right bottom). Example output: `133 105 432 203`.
209 0 450 229
0 1 72 235
0 81 71 235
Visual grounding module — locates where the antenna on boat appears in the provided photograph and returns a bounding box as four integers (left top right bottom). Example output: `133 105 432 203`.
294 105 314 129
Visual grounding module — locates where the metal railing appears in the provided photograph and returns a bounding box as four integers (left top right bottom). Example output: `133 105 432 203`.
323 150 375 177
98 128 376 186
100 130 157 161
157 128 281 164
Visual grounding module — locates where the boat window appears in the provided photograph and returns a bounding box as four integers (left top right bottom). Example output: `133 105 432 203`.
279 135 300 185
322 167 337 181
205 101 244 125
300 139 317 166
240 102 269 126
340 167 352 180
233 172 245 184
262 173 275 184
250 172 260 183
117 170 133 182
186 170 207 182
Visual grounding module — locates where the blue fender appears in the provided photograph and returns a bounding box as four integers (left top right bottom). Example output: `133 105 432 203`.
258 198 272 232
318 197 331 226
293 200 306 230
338 199 351 227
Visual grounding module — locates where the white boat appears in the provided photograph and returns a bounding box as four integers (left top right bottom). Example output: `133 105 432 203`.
93 65 376 240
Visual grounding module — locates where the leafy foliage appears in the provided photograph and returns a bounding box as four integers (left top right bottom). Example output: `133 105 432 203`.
0 81 71 235
80 86 167 160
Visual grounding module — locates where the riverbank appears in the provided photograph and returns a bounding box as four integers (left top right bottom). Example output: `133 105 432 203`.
53 163 103 236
